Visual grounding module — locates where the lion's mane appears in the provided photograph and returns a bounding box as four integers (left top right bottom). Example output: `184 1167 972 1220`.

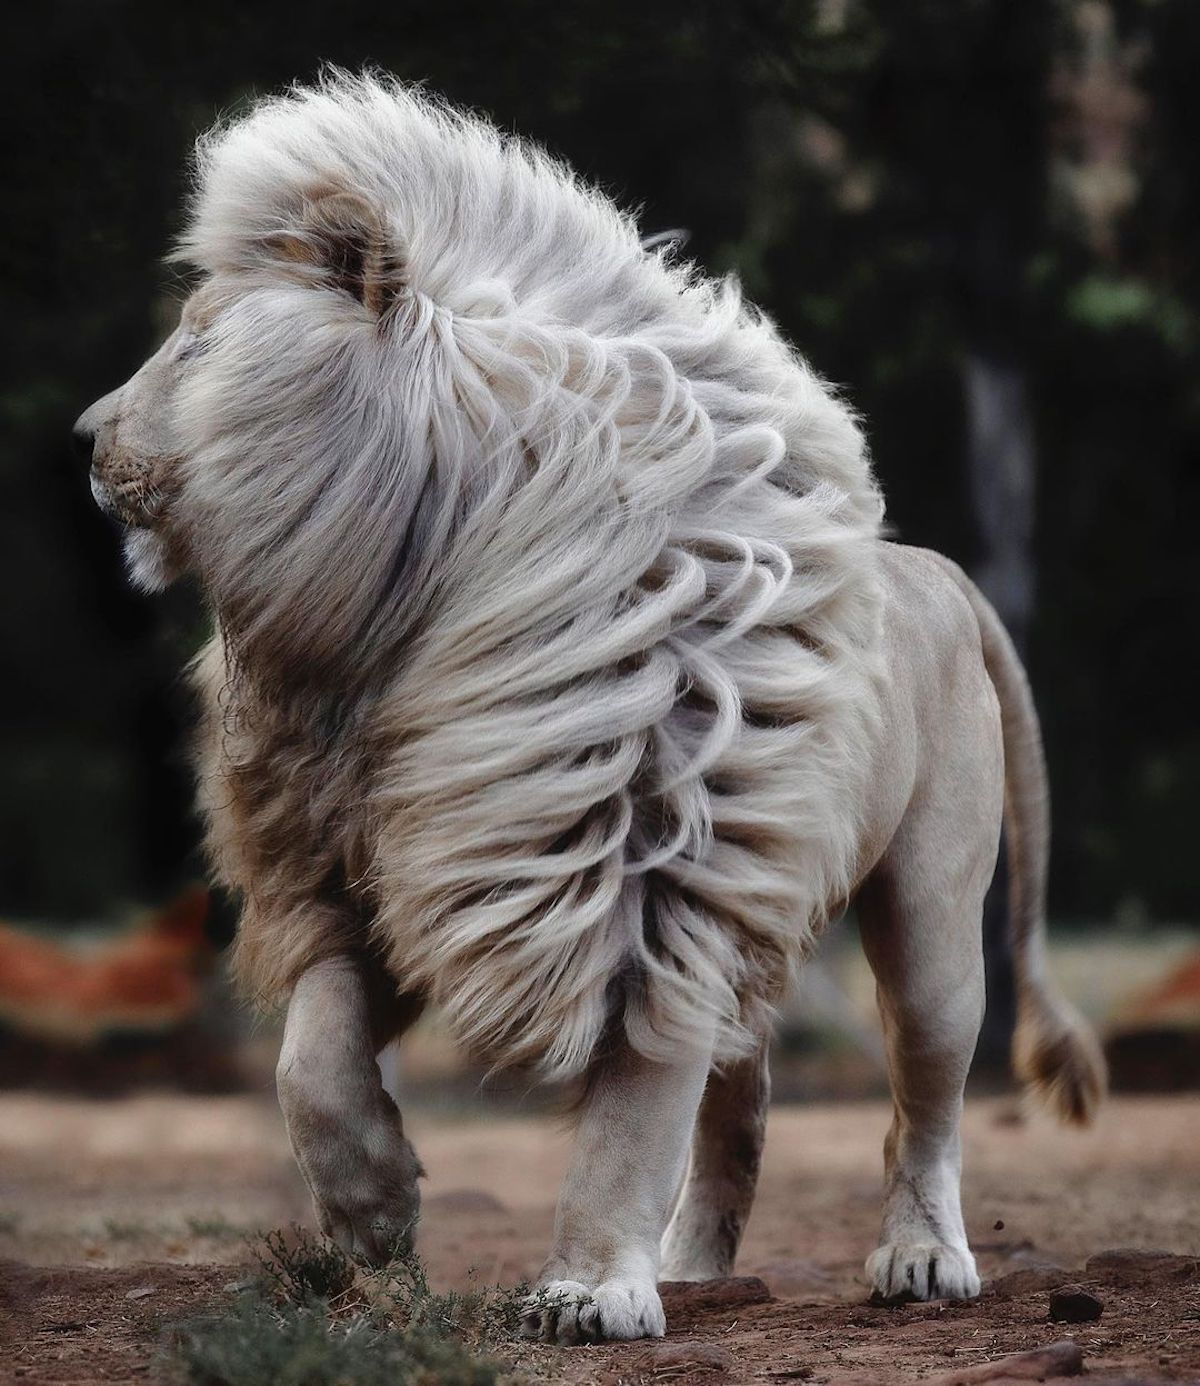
179 74 884 1077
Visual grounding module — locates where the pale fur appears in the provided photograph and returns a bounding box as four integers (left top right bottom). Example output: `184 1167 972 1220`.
167 73 885 1078
75 73 1107 1341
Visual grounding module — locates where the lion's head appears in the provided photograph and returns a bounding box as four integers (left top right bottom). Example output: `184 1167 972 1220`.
74 181 414 682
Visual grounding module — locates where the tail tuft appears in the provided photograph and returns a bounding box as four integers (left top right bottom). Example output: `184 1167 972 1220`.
1013 997 1107 1125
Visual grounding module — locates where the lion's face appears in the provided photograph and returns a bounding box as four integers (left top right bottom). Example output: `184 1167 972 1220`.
75 187 406 604
74 288 221 592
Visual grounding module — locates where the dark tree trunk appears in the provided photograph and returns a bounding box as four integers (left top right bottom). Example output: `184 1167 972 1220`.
964 350 1037 1069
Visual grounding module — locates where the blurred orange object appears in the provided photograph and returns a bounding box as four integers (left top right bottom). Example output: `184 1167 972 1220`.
1107 950 1200 1092
0 886 210 1043
1118 953 1200 1032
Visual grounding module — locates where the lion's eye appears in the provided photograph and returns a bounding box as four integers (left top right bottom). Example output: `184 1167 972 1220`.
173 331 205 365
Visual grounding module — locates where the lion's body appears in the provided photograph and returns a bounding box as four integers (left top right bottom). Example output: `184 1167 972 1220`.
76 73 1105 1344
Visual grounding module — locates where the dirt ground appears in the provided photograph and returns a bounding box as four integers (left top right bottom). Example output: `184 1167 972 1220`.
1 1090 1198 1384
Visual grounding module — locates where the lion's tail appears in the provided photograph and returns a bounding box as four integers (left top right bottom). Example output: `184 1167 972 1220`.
935 557 1107 1124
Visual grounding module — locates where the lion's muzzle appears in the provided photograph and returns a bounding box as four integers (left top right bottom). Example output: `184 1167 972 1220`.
75 395 170 531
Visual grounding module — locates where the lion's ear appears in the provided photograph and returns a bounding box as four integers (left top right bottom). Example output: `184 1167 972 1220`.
268 189 407 318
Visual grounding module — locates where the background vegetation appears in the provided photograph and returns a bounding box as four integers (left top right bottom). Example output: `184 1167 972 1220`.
5 0 1197 934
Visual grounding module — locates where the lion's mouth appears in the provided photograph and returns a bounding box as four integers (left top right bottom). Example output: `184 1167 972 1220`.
90 473 161 530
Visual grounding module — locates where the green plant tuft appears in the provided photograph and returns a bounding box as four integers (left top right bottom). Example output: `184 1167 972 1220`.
160 1227 532 1385
163 1291 505 1386
252 1225 359 1304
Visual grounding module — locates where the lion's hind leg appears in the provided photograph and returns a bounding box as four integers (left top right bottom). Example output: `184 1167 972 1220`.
659 1035 770 1281
856 685 1002 1303
858 851 988 1302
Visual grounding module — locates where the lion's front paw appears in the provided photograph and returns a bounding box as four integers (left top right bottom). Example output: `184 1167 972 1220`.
310 1157 421 1267
520 1277 666 1344
867 1240 980 1303
279 1071 423 1265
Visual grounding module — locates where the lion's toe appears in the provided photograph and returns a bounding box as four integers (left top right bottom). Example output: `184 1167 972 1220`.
589 1279 666 1339
521 1280 594 1344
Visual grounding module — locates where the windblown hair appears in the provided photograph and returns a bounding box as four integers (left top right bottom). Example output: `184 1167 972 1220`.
178 73 885 1078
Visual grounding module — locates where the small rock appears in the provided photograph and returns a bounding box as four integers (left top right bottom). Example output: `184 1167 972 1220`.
125 1285 156 1301
1049 1283 1103 1323
223 1277 258 1294
1085 1248 1199 1286
659 1275 773 1313
629 1340 733 1374
922 1339 1084 1384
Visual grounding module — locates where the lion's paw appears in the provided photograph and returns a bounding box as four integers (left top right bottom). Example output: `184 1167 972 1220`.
521 1277 666 1344
312 1173 420 1267
279 1070 422 1266
867 1240 980 1303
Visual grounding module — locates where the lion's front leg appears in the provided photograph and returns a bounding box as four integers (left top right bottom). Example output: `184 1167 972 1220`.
523 1033 713 1345
660 1035 770 1281
276 954 424 1264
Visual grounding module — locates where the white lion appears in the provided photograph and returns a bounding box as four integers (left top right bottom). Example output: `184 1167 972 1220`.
76 73 1104 1343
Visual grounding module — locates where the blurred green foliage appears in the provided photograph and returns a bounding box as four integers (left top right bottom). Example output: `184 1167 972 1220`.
3 0 1197 925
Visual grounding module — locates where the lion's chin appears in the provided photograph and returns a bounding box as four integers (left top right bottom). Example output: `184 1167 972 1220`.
123 529 179 593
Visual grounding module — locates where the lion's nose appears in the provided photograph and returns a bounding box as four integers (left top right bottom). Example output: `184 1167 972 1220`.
72 417 96 466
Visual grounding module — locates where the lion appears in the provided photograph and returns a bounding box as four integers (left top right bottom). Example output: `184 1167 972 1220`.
75 74 1105 1343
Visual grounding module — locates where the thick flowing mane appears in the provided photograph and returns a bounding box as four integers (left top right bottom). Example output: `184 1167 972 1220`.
182 73 885 1077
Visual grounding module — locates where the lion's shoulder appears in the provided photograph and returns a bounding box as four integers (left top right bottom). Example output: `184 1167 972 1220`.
877 543 983 658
